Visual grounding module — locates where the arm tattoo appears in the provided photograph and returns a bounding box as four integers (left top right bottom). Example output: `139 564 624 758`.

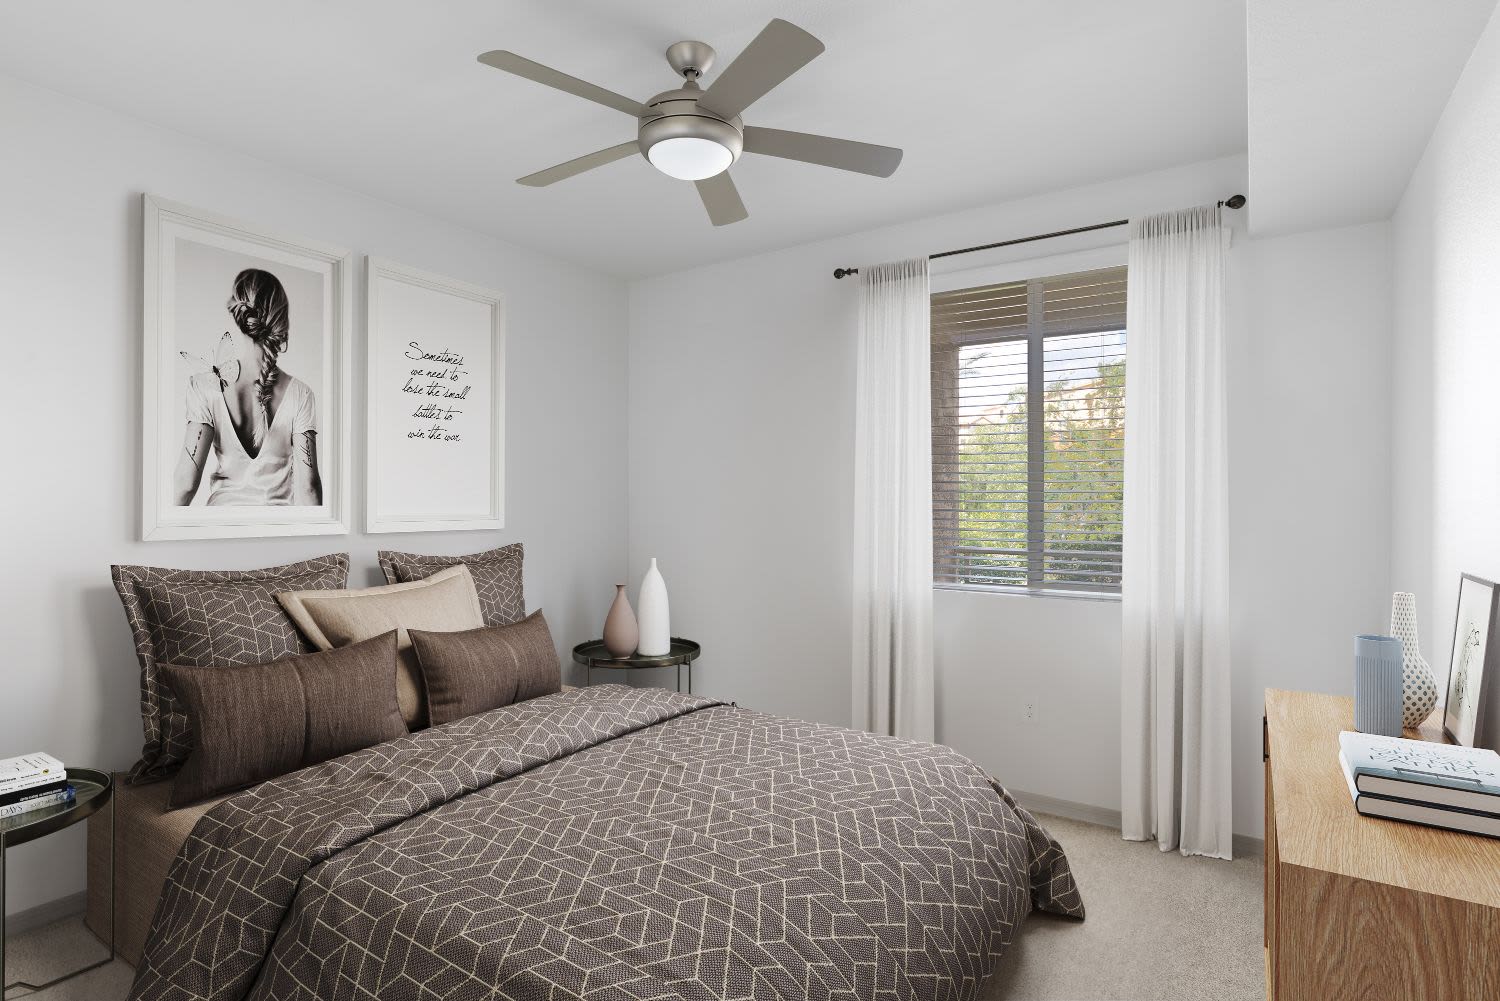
183 426 208 465
298 433 317 470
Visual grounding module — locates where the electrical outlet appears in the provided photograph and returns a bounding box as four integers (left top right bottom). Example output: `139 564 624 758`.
1023 703 1036 722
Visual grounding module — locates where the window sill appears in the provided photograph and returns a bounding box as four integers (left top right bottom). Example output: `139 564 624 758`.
933 582 1122 603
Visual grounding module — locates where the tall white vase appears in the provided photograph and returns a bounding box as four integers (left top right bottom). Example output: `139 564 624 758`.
637 558 671 656
1390 591 1438 727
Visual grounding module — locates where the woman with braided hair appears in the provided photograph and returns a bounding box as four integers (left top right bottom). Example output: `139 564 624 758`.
172 268 322 506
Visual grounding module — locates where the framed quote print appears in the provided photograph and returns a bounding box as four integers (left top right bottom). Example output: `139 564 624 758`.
365 257 505 533
141 195 352 540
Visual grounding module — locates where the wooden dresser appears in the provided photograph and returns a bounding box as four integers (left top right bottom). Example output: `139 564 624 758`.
1264 689 1500 1000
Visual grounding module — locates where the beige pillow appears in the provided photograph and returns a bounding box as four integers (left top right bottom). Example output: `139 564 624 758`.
276 564 484 728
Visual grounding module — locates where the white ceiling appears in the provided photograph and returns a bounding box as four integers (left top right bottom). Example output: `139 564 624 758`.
0 0 1248 277
1247 0 1497 236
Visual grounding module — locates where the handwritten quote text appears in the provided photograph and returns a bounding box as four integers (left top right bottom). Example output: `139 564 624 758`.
401 341 471 444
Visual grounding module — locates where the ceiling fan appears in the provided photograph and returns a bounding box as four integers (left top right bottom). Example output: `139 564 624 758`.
477 18 904 226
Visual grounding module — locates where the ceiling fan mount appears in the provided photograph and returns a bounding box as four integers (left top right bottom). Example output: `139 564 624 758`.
664 40 716 81
477 19 904 226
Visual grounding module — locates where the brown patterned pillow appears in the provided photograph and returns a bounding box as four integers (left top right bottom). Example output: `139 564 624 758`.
409 611 561 726
163 632 406 807
111 553 350 784
377 543 524 627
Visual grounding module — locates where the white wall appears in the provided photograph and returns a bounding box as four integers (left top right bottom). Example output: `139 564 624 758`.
0 75 629 918
1227 221 1394 834
934 591 1123 812
627 158 1246 738
628 156 1397 840
1392 6 1500 738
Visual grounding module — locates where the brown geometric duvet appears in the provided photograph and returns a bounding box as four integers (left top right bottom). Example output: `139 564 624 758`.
130 685 1083 1001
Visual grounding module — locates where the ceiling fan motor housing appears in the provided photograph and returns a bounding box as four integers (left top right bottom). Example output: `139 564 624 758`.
638 87 744 171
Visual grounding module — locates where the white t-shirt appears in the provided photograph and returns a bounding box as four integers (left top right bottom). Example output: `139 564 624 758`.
185 372 317 506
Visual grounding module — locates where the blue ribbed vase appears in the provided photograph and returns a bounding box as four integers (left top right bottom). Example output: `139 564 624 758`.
1354 635 1404 736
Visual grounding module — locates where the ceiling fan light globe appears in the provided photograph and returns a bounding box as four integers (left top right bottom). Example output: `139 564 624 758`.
647 136 734 181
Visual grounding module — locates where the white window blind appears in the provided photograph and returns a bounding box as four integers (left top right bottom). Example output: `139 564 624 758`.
931 264 1126 594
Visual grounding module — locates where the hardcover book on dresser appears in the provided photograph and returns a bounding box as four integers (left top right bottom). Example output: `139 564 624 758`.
1339 730 1500 838
1339 731 1500 811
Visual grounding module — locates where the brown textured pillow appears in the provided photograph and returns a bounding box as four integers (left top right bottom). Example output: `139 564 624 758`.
276 564 485 729
409 610 561 726
378 543 524 627
162 632 406 807
111 553 351 784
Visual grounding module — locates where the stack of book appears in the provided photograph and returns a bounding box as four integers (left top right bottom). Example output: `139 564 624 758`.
1340 731 1500 838
0 752 74 820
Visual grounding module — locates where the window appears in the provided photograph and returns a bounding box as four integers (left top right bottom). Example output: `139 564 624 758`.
932 265 1126 595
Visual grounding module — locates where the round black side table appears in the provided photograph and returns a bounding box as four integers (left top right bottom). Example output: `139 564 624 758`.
1 767 113 995
572 639 702 693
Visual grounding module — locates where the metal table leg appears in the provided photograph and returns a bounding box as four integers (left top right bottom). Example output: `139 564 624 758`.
2 838 7 998
1 800 116 997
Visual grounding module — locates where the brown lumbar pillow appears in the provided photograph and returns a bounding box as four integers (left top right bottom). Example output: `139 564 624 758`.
161 631 406 807
110 553 351 784
409 610 561 727
377 543 525 628
275 564 485 729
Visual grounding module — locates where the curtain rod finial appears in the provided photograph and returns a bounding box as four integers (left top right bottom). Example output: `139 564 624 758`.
1221 194 1246 210
834 267 859 280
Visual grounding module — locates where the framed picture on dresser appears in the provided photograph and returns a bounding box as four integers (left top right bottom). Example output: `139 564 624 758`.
140 195 353 540
364 257 505 534
1443 572 1498 747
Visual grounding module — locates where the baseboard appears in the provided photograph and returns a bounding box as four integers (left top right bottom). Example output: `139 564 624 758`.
5 890 85 935
1010 789 1265 860
1233 833 1265 859
1010 789 1123 830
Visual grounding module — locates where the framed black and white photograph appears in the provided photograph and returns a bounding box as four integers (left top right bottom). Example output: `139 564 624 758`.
1444 572 1499 747
365 257 504 534
142 195 351 540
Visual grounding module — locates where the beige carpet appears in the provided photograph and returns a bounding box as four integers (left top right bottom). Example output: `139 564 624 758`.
3 813 1262 1001
984 815 1264 1000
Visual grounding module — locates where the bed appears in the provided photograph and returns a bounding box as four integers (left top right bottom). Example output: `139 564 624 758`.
86 774 226 966
93 684 1082 1001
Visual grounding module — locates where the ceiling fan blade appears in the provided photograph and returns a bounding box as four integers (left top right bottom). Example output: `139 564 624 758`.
696 19 824 120
742 126 903 178
477 50 644 117
695 172 749 226
517 141 640 186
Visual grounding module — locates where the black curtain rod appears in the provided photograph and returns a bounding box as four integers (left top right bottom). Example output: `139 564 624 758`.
831 194 1246 279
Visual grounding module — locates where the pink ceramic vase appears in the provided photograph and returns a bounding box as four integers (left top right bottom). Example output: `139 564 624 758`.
602 584 638 658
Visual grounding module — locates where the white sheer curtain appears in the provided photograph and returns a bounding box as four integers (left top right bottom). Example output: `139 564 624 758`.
852 258 935 742
1121 205 1233 859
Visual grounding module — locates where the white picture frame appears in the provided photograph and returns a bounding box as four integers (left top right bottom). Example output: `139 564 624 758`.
141 195 352 540
364 257 505 534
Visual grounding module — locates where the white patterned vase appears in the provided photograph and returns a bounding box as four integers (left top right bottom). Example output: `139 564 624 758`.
1391 591 1438 727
